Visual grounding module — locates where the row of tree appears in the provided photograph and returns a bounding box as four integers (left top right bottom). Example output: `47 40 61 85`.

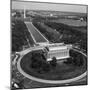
44 21 87 50
33 20 87 50
12 19 35 52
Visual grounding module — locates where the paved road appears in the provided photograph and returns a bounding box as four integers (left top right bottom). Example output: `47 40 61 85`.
25 22 49 44
16 47 87 84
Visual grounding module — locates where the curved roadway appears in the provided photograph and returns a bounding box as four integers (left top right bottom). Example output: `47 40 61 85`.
16 47 87 84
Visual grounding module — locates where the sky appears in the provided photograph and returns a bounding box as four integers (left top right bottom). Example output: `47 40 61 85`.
12 0 87 13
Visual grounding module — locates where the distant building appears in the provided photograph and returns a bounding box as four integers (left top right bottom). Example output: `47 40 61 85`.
41 43 72 61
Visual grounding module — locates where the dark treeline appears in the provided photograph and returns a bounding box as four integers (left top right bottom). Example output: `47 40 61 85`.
44 21 87 50
12 19 34 52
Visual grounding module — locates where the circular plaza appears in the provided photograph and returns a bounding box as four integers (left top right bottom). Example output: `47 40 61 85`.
16 45 87 84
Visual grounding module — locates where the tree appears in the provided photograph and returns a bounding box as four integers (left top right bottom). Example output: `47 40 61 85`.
12 19 30 52
73 54 84 66
50 57 57 68
30 52 50 73
64 57 73 64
